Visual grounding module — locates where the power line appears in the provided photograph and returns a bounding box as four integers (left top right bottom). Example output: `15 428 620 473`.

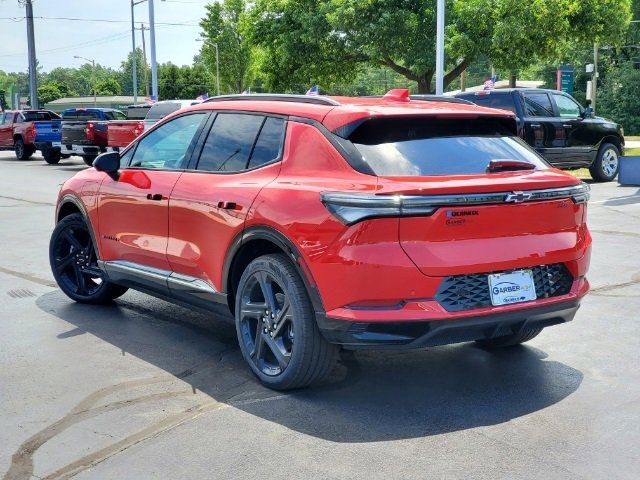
0 15 199 26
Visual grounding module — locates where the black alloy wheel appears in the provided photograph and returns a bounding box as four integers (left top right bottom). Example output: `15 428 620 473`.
49 213 127 303
235 254 338 390
239 270 295 377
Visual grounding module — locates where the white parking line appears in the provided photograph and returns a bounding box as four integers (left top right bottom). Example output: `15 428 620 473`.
590 194 640 204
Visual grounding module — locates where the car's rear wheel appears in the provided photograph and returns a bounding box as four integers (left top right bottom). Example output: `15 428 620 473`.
82 155 97 167
590 143 619 182
235 254 338 390
49 213 128 303
43 147 61 164
475 326 542 348
15 138 33 160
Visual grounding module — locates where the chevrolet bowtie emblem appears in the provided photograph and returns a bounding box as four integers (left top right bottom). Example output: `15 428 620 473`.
505 191 533 203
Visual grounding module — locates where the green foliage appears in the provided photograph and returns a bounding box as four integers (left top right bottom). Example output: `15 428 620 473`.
119 49 148 97
598 61 640 135
37 83 63 105
200 0 253 93
95 78 121 96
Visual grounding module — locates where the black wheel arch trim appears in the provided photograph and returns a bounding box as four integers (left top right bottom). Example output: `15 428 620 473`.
56 194 101 262
223 225 326 318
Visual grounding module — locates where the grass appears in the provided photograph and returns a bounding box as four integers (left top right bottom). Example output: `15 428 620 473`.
626 147 640 156
625 136 640 141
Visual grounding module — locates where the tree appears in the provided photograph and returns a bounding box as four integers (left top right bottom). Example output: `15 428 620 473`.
37 83 63 105
120 48 148 97
159 62 181 99
200 0 253 93
250 0 632 93
95 78 121 96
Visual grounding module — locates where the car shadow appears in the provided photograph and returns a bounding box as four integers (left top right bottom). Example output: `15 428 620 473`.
36 290 583 443
603 188 640 206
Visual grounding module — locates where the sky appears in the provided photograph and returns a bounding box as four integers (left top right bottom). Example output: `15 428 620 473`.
0 0 210 73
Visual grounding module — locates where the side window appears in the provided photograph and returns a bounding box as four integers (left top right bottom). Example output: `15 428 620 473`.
6 113 14 124
118 146 135 168
552 93 581 118
197 113 264 172
523 93 554 117
248 117 285 169
129 113 207 170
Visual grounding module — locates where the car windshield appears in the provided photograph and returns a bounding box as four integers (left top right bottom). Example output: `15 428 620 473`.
347 117 548 176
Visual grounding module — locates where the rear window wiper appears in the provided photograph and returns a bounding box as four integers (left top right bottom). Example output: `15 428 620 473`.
487 159 536 173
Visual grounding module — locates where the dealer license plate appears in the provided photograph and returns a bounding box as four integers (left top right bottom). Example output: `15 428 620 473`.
488 270 537 306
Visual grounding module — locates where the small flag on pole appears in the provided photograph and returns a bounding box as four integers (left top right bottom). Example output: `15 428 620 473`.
241 88 251 94
305 85 319 96
196 93 209 101
483 76 496 90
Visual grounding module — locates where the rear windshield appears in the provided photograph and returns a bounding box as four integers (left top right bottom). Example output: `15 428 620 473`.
127 106 151 120
22 111 59 121
104 111 126 120
145 103 183 120
346 117 547 176
62 110 102 120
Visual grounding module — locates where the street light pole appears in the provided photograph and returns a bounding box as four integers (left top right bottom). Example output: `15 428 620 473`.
25 0 38 108
74 56 97 107
131 0 138 103
148 0 158 100
435 0 445 95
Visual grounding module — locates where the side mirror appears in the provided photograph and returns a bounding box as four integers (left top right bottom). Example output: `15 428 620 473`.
93 151 120 180
582 106 594 119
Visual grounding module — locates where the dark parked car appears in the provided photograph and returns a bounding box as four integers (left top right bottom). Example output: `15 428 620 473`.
455 89 624 182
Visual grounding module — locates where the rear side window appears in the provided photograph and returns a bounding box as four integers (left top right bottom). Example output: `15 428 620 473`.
463 93 516 113
197 113 280 172
146 103 182 121
104 111 126 121
523 93 554 117
345 117 547 176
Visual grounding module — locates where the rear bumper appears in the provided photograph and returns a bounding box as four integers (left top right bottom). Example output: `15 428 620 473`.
318 298 581 349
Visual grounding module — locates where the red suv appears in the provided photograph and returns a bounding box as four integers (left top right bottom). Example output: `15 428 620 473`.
49 90 591 389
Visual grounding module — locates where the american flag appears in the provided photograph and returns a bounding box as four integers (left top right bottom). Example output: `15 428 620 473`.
306 85 319 96
196 93 209 101
483 77 496 90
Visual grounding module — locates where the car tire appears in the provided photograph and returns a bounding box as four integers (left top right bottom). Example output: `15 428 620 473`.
49 213 128 304
14 138 33 160
43 148 61 164
61 154 71 159
82 155 97 167
235 253 338 390
589 143 620 182
475 326 542 348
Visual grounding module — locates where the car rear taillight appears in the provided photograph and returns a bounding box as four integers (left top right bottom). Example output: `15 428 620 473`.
321 183 590 226
29 123 37 139
133 121 144 137
85 122 95 141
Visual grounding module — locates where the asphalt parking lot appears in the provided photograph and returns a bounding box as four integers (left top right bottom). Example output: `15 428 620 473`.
1 151 639 480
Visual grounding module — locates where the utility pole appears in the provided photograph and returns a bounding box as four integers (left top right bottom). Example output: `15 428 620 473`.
435 0 445 95
131 0 137 103
592 43 598 114
148 0 158 100
140 24 150 97
214 43 220 96
25 0 38 108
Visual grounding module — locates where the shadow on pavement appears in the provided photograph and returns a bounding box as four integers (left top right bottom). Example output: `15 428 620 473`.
603 188 640 206
36 290 583 443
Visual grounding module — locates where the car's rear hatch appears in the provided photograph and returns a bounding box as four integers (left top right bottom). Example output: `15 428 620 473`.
335 114 590 277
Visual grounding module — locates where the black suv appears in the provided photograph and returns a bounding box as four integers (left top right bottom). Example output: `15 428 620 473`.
455 89 624 182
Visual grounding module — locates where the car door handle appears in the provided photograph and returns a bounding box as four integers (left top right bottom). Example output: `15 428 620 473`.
217 201 237 210
530 123 541 128
146 193 163 201
562 124 573 128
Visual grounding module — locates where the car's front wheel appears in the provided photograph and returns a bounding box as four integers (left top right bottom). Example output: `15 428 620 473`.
590 143 620 182
49 213 128 303
235 254 338 390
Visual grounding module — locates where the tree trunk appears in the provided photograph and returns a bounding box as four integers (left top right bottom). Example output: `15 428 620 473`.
417 75 433 94
509 72 517 88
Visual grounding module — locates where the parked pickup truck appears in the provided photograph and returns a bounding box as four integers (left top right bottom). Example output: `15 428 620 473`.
454 88 625 181
0 109 62 161
106 100 197 149
56 108 125 166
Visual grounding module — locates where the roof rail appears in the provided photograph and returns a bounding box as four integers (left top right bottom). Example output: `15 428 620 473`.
204 94 340 106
